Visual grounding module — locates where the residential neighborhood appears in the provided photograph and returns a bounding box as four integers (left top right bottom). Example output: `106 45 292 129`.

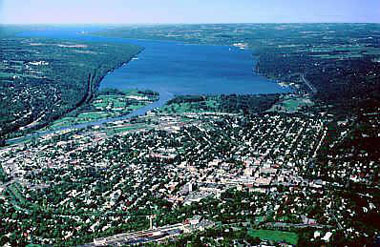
1 105 378 246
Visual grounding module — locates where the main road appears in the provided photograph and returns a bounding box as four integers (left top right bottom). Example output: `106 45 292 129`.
301 74 318 95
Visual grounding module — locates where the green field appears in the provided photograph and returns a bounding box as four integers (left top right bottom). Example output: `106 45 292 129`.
283 99 310 112
46 89 158 130
159 99 219 114
268 95 314 113
254 216 265 224
248 229 299 245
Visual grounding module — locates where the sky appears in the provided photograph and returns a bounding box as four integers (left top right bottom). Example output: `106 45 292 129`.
1 0 379 24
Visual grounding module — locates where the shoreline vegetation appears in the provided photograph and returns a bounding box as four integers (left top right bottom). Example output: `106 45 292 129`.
157 94 281 115
0 24 379 246
44 88 159 131
95 24 380 102
0 34 144 144
1 27 293 146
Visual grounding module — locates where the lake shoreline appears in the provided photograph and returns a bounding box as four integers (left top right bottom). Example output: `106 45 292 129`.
4 28 291 145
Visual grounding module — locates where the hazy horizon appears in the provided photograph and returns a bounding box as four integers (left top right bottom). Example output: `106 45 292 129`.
1 0 380 25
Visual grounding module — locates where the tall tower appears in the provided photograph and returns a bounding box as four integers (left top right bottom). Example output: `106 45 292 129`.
149 215 153 230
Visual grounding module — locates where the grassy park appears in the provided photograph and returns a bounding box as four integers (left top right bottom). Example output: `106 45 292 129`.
248 229 299 245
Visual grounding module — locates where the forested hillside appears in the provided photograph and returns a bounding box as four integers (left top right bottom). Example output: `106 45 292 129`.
0 31 142 142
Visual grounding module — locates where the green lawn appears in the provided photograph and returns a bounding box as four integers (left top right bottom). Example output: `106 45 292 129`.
77 111 109 119
45 89 157 130
268 95 314 113
248 229 298 245
159 99 219 114
283 99 299 111
126 104 145 110
254 216 265 224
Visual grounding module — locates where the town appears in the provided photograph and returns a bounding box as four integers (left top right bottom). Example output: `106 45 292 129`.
1 22 380 247
1 97 379 246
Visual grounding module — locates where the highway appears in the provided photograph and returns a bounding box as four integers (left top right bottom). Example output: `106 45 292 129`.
301 74 318 95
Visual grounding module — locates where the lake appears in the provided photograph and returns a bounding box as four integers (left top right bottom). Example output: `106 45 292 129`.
22 27 290 105
7 27 291 144
99 38 290 95
99 36 291 116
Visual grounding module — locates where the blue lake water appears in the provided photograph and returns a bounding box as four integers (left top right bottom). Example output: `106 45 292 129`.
99 37 291 116
8 27 291 144
99 39 290 96
21 27 290 100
